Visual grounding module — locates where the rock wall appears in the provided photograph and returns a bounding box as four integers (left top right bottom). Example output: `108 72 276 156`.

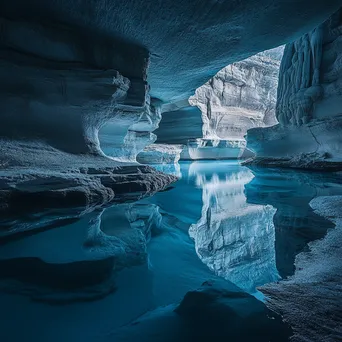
155 105 203 145
99 97 161 162
246 8 342 169
276 8 342 126
137 144 183 165
260 196 342 341
1 0 339 105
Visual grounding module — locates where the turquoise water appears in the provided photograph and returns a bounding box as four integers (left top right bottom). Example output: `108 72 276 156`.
0 161 341 341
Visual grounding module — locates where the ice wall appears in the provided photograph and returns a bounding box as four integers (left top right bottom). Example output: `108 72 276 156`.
246 8 342 169
99 97 161 162
0 18 150 156
189 47 283 140
0 18 176 215
145 47 283 163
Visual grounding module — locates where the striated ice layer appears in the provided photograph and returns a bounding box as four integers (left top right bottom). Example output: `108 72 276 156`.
99 96 162 162
189 46 283 141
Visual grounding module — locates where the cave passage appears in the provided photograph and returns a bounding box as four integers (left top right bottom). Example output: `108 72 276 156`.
1 2 342 341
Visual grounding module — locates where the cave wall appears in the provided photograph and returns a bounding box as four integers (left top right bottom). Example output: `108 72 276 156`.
1 0 340 105
0 17 150 157
0 1 341 169
189 47 283 140
246 8 342 169
155 106 203 145
277 9 342 126
145 47 283 163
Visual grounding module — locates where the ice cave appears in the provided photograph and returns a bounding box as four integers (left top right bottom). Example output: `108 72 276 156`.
0 1 342 341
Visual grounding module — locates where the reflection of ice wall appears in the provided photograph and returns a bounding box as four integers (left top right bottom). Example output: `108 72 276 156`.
189 167 280 294
189 47 283 141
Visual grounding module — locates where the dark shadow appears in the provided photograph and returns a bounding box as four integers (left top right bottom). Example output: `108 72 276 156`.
245 167 341 278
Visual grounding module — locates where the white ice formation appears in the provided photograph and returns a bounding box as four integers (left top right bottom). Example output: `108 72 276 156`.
188 165 280 295
245 8 342 170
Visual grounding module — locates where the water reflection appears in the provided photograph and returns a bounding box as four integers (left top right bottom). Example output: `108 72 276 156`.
175 162 342 294
245 167 341 278
0 161 341 341
188 162 280 297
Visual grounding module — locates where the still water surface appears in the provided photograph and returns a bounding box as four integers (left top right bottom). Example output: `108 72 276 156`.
0 161 340 341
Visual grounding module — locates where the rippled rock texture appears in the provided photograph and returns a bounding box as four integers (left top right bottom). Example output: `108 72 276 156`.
246 8 342 169
0 140 176 236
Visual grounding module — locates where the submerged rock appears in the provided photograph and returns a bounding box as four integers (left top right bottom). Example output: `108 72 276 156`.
109 280 292 342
